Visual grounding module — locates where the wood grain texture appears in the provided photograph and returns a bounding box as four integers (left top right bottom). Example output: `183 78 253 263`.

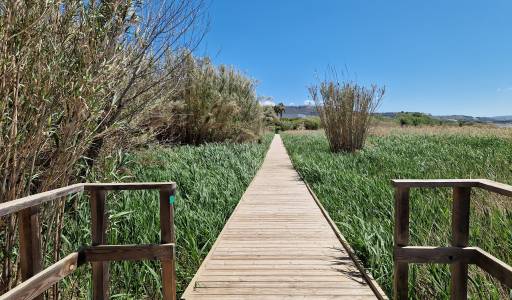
473 248 512 289
90 189 109 300
84 182 176 191
394 246 477 264
0 184 83 217
18 206 42 300
82 244 175 262
393 187 409 299
0 253 80 300
160 188 177 300
182 135 383 299
0 182 176 217
451 187 471 300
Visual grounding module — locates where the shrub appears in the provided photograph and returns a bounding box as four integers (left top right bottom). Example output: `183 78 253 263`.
396 112 442 126
303 117 321 130
0 0 206 294
152 56 263 145
309 80 384 152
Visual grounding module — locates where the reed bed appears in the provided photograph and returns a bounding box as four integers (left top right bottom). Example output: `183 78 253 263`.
282 131 512 299
57 135 272 298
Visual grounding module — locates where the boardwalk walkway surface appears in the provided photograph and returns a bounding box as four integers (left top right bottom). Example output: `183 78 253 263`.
182 135 385 299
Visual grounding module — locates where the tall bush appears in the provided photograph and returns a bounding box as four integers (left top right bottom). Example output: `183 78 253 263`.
0 0 205 295
309 80 384 152
152 55 263 145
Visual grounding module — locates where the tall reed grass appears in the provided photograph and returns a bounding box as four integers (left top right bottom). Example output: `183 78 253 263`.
282 131 512 299
58 135 272 298
309 80 384 152
151 56 263 145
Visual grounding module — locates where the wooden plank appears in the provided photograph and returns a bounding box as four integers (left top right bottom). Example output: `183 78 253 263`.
182 135 383 299
90 189 109 300
393 186 410 300
82 244 174 262
84 182 175 191
160 188 177 300
451 187 471 300
391 179 480 188
196 275 365 282
194 281 367 288
185 296 377 300
0 253 81 300
394 246 477 264
0 184 84 217
18 207 42 289
190 287 376 296
473 248 512 289
477 179 512 197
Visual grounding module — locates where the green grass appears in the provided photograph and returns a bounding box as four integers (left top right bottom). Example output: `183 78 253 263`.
59 135 272 299
281 131 512 299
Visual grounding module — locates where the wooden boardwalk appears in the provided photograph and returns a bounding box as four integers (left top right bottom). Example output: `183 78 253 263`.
182 135 386 300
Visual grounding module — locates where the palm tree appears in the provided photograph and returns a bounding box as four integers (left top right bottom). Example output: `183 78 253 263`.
273 102 286 118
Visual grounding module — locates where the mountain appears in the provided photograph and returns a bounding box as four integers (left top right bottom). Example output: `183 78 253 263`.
282 105 317 118
281 106 512 125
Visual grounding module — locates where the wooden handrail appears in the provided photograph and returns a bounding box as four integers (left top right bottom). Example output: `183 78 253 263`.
392 179 512 300
0 182 177 300
392 178 512 197
0 182 176 217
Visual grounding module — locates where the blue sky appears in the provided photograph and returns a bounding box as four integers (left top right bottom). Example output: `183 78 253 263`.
200 0 512 116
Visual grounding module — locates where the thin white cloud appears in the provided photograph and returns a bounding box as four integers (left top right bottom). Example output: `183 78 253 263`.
289 102 296 106
260 100 275 106
497 86 512 92
304 100 314 106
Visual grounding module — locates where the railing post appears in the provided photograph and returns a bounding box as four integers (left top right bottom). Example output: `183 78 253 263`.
90 189 109 300
18 206 43 300
451 187 471 300
160 185 177 300
393 186 410 300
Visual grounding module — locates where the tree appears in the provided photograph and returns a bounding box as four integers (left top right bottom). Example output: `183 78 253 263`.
273 102 286 118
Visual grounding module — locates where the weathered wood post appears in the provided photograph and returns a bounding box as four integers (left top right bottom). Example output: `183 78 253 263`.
19 206 43 300
393 186 410 300
160 184 177 300
451 187 471 300
90 189 109 299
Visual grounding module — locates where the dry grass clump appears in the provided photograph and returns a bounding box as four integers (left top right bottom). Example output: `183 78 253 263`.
309 80 384 152
370 122 512 139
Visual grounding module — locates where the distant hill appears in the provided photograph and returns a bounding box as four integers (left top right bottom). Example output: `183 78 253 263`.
436 115 512 124
282 105 317 118
281 106 512 124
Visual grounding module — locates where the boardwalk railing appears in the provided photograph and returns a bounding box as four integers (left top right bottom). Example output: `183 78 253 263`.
392 179 512 300
0 182 177 300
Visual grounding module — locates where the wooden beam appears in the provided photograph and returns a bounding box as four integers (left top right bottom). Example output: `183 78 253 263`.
84 182 176 191
0 184 84 217
90 189 108 300
394 246 477 264
82 244 174 262
391 179 480 189
394 187 410 247
18 207 42 280
473 248 512 289
0 182 177 218
160 188 177 300
393 187 410 300
477 179 512 197
0 252 81 300
451 187 471 300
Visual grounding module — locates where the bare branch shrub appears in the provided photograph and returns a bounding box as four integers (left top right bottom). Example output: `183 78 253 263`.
0 0 206 295
309 78 384 153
